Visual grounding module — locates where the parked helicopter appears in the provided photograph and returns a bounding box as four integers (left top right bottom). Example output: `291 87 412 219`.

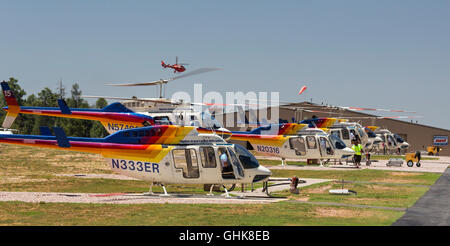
371 127 410 154
228 121 354 166
0 125 271 196
161 56 188 73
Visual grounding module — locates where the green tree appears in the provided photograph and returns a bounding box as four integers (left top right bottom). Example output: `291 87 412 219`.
95 98 108 109
59 83 93 137
89 97 109 138
30 88 59 134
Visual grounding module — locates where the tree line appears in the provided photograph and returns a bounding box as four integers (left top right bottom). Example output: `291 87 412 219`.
0 77 109 138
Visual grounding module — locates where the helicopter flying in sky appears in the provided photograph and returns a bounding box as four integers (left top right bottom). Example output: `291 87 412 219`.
161 56 188 73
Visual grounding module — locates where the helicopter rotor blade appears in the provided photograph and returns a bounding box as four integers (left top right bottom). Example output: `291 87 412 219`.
104 67 220 87
335 115 424 119
340 106 416 113
170 67 221 81
81 95 177 104
104 79 169 87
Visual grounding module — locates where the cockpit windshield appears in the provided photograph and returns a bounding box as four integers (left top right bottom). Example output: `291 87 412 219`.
329 134 347 149
365 128 377 138
394 134 404 143
201 111 223 129
234 144 260 169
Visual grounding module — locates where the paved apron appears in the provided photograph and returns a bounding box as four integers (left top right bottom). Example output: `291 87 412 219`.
392 168 450 226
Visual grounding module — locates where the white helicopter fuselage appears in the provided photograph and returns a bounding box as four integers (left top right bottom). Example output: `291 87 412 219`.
374 129 410 152
241 130 354 161
107 142 271 185
328 123 370 148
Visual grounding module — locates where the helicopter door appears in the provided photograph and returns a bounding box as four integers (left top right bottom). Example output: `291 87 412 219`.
306 136 320 159
218 147 244 180
319 136 334 158
218 147 235 179
387 135 396 148
227 147 245 179
172 148 200 180
199 146 220 183
341 128 350 140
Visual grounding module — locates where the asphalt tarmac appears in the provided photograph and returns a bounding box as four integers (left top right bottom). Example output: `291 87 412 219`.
392 167 450 226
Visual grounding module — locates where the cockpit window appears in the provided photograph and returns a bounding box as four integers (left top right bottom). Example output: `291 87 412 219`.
365 128 376 138
394 134 404 143
234 144 260 169
329 134 347 150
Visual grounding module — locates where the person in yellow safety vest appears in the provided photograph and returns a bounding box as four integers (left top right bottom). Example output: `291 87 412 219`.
351 140 363 168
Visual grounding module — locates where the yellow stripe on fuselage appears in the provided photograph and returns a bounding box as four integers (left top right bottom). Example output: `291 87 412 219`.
231 134 288 147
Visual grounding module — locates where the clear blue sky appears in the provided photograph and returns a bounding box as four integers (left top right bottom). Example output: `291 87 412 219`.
1 0 449 129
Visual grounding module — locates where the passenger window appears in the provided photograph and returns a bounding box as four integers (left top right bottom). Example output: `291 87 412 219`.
289 137 306 156
341 128 349 140
200 147 217 168
331 130 341 139
172 149 199 179
306 136 317 149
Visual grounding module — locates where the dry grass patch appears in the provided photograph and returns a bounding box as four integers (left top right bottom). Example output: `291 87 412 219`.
293 196 310 202
0 177 48 184
307 184 333 194
372 178 417 184
366 185 398 191
313 207 377 218
390 172 422 177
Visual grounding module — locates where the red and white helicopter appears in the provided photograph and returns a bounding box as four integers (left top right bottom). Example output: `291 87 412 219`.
161 56 188 73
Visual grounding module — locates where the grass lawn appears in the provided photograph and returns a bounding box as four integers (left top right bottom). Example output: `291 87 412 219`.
270 169 441 186
0 201 403 226
272 181 430 208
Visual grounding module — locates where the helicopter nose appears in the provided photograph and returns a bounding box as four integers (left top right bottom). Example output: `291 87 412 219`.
400 142 410 149
373 136 383 144
343 147 355 155
339 147 355 159
252 165 272 183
